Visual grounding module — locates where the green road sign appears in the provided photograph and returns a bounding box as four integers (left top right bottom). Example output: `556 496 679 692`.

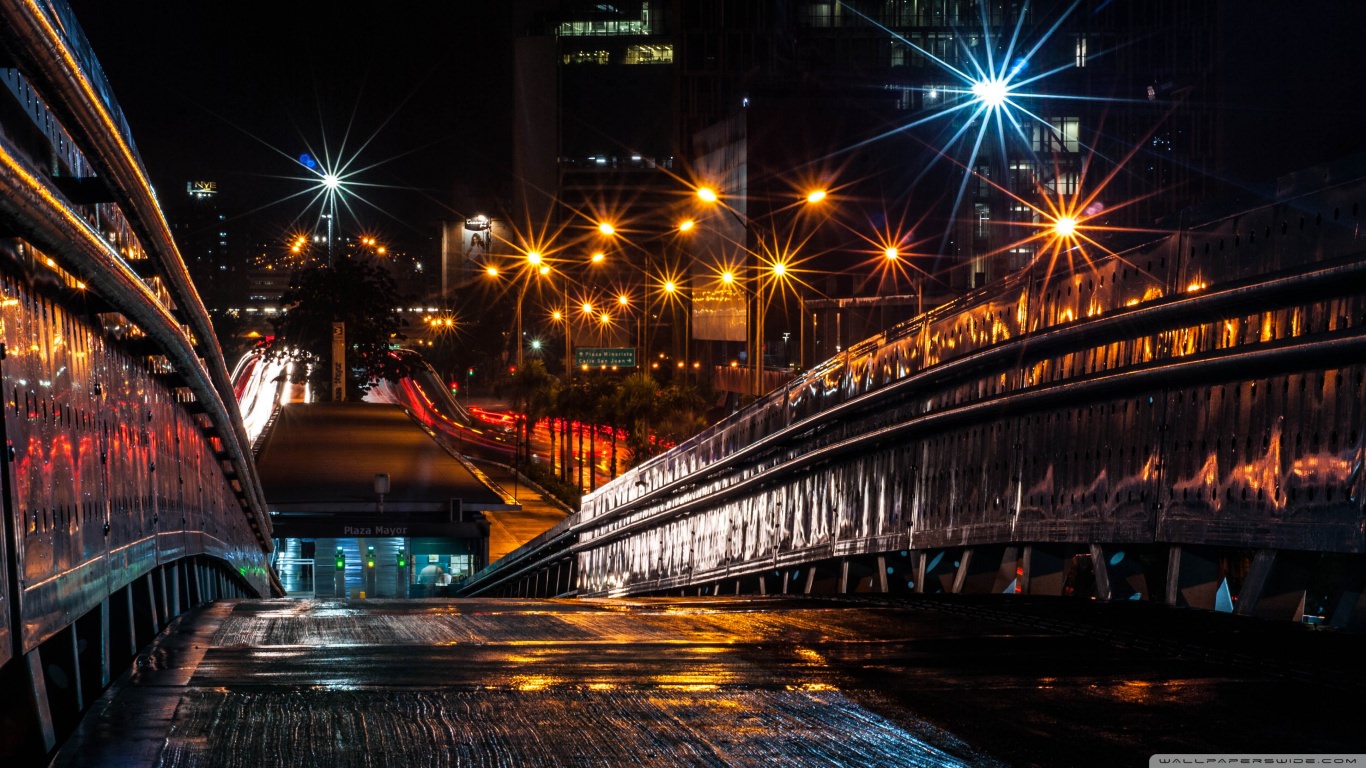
576 347 637 368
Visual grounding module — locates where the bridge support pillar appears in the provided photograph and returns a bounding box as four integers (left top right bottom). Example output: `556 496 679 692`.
1237 549 1309 622
1166 545 1219 609
23 649 55 755
98 598 111 688
953 546 1019 594
916 551 937 594
158 567 170 628
173 562 183 615
189 559 201 605
1090 544 1151 601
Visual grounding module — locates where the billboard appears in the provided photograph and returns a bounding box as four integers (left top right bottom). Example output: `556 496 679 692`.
692 285 746 341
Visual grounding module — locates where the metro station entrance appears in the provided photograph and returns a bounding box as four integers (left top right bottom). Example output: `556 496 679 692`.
274 532 489 598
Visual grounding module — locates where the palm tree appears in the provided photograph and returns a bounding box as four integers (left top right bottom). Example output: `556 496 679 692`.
615 372 660 467
507 359 558 462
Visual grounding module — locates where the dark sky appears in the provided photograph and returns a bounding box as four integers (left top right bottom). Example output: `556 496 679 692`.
67 2 513 253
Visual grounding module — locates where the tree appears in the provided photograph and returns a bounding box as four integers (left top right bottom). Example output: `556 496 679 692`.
263 258 409 398
615 372 661 466
653 381 712 449
506 359 558 461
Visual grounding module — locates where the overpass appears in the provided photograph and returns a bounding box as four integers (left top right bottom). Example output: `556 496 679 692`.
257 401 513 597
460 157 1366 631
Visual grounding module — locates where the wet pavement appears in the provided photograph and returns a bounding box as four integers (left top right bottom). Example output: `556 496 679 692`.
51 595 1366 767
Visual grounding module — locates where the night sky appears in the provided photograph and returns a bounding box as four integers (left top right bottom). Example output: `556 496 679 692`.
61 3 1366 257
66 2 514 254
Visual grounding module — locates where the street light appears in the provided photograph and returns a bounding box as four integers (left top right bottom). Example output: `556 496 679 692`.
514 251 545 370
695 185 828 396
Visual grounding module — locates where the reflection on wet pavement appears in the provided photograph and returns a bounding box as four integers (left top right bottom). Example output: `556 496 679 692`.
54 595 1366 767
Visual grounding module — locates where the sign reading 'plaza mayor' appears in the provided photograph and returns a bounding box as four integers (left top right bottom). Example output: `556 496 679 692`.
576 347 637 368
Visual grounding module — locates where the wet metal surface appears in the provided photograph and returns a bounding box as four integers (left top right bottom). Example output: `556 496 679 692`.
54 596 1366 767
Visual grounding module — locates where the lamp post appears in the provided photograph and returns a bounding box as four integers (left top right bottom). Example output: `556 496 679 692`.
695 185 827 397
586 217 695 376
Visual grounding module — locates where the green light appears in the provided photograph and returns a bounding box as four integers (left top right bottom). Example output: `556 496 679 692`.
366 546 376 568
336 546 345 569
397 552 407 568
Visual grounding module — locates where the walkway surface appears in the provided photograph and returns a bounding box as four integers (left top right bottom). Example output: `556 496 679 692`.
50 594 1366 767
470 457 572 563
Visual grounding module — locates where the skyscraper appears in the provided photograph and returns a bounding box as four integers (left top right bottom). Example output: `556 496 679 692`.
512 1 1361 387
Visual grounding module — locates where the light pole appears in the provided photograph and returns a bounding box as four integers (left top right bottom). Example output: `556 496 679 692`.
695 185 827 397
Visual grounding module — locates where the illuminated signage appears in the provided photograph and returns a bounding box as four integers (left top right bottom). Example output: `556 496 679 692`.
187 180 218 197
576 347 636 368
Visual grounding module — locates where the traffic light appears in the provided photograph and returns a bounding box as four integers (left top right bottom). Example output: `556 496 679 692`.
366 546 376 568
397 551 408 568
335 547 345 569
449 381 459 394
467 367 474 377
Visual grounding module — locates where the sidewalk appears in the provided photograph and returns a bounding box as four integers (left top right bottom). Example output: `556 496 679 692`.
468 457 571 564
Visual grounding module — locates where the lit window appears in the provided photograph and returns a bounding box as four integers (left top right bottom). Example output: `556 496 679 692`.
624 44 673 64
564 49 610 65
1075 36 1088 68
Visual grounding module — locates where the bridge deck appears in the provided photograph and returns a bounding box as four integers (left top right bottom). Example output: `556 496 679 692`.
51 596 1365 767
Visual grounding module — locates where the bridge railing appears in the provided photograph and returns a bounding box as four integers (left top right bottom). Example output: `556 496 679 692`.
0 3 277 761
469 159 1366 621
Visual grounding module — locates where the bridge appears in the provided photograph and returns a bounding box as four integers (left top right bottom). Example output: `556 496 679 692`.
459 161 1366 630
0 1 275 761
1 0 1365 765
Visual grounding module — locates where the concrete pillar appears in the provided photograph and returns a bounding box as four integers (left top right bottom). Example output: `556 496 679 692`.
170 563 181 617
1166 545 1220 609
950 549 973 594
25 650 56 754
876 556 889 593
190 559 202 605
99 598 111 688
839 560 850 594
145 573 161 638
68 624 84 712
123 587 136 660
954 547 1019 594
997 546 1021 594
1089 543 1113 600
158 567 170 626
1238 549 1310 622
